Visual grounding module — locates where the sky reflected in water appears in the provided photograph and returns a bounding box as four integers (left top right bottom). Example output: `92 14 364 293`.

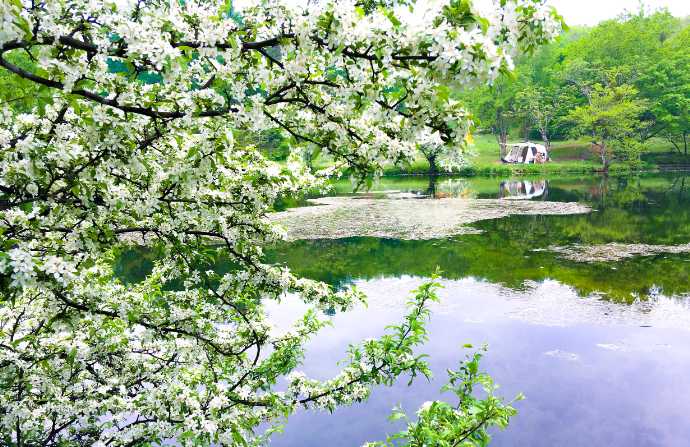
265 173 690 447
268 276 690 447
113 173 690 446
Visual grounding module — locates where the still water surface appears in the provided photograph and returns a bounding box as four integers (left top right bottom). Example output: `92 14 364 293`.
115 173 690 446
264 173 690 447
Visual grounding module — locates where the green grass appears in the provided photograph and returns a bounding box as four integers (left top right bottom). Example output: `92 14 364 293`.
297 133 689 178
378 134 602 176
467 134 596 164
383 134 689 176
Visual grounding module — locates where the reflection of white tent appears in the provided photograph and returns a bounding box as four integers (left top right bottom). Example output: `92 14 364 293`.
499 180 548 200
502 142 549 164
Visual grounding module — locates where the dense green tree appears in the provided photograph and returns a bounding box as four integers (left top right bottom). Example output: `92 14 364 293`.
565 9 680 70
567 84 648 168
461 77 523 158
515 85 558 150
638 25 690 155
461 7 689 165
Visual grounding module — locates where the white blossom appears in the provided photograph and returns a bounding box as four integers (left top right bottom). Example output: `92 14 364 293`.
0 1 560 445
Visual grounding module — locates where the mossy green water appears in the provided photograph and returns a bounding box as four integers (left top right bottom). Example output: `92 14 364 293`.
265 173 690 303
115 173 690 303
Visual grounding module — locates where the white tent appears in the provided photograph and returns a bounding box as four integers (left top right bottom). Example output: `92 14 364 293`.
502 142 549 164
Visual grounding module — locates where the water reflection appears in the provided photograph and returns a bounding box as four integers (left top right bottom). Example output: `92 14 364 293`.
117 174 690 300
498 179 548 200
327 172 689 206
264 173 690 446
263 173 690 301
114 173 690 447
266 237 690 302
267 277 690 447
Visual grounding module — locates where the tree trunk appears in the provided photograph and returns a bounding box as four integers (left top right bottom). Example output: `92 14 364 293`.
521 120 530 141
428 155 438 176
540 128 551 152
497 131 508 159
495 109 509 160
601 144 609 171
669 135 682 154
591 141 608 170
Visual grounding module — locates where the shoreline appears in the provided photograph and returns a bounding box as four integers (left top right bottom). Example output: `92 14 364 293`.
356 164 690 178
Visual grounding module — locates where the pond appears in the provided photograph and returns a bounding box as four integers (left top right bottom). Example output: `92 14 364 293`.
263 173 690 447
114 173 690 446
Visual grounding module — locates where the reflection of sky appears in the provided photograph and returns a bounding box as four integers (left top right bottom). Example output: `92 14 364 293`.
267 277 690 447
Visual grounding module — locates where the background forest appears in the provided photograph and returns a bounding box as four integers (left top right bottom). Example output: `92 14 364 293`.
457 7 690 170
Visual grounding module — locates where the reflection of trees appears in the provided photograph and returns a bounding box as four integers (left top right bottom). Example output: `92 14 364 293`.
436 178 475 198
116 175 690 303
264 234 690 303
395 176 476 198
668 175 688 200
547 175 690 245
426 175 437 197
266 174 690 302
571 174 690 210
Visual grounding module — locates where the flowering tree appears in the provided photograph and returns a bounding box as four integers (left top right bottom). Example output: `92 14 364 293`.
0 0 561 445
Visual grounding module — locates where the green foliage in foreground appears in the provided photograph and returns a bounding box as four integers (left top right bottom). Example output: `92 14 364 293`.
369 347 521 447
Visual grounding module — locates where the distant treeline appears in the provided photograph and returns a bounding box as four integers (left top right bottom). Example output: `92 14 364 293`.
458 8 690 167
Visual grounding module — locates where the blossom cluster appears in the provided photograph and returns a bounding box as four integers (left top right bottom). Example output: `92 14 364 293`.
0 1 560 445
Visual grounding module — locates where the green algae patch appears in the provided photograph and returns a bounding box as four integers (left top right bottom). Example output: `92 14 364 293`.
271 196 591 241
548 243 690 262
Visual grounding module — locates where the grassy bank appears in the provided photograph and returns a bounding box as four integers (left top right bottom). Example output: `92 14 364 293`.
381 159 606 176
383 134 688 176
307 133 689 177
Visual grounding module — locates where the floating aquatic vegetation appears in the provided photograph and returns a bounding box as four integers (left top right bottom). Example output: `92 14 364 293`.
549 243 690 263
271 196 591 241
